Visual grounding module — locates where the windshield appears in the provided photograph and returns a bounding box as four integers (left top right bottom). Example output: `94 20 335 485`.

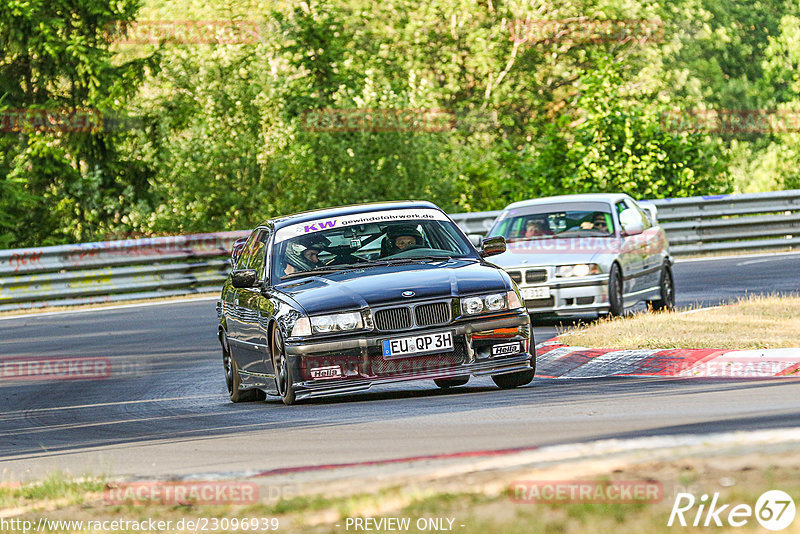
489 202 615 240
271 209 476 280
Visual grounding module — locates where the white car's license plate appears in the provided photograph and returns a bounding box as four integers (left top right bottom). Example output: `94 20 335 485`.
522 286 550 300
382 332 454 358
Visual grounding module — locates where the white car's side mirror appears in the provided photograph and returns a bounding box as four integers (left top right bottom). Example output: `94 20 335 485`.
619 209 644 236
467 234 483 248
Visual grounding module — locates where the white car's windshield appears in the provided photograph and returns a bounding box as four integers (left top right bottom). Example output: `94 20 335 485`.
490 202 615 240
272 212 475 279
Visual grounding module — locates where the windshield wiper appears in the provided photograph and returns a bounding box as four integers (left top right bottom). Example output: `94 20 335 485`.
506 236 556 242
383 255 455 263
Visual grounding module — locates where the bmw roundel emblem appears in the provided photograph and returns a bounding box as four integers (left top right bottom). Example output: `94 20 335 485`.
402 291 415 297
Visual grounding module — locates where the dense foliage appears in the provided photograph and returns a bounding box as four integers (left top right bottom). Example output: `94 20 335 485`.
1 0 798 246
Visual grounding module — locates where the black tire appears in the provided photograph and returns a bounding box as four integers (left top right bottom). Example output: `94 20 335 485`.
222 334 263 403
492 370 534 389
434 376 470 388
272 328 297 406
649 264 676 312
608 263 624 317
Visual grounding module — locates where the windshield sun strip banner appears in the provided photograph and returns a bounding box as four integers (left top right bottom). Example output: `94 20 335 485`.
274 209 451 243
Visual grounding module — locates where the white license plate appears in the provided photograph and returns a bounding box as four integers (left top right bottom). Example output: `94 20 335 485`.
382 332 454 358
522 286 550 300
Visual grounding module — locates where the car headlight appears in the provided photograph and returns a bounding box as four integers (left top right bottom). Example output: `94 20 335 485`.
291 316 312 337
461 293 509 315
555 263 600 277
310 312 363 334
461 296 484 315
485 293 506 311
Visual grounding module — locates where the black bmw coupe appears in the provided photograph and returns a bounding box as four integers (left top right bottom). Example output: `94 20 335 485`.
217 201 535 405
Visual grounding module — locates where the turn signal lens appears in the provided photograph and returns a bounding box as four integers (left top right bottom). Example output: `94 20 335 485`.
507 290 522 309
291 317 312 337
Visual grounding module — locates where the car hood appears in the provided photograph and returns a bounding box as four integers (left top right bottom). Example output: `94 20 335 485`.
489 237 624 268
274 259 509 315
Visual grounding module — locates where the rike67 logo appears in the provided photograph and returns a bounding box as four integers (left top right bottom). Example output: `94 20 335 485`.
668 490 796 531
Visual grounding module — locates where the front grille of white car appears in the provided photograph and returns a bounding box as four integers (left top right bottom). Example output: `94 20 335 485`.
525 269 547 283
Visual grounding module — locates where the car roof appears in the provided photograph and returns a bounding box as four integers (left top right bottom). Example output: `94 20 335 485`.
260 200 442 229
502 193 630 211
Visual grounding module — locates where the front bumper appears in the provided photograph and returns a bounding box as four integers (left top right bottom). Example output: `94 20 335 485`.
509 269 611 315
284 311 533 400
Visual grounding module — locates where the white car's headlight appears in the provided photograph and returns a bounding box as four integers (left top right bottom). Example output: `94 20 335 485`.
310 312 363 334
555 263 600 278
291 316 312 337
461 293 509 315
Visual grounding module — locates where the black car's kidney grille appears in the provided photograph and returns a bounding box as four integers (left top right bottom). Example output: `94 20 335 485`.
508 271 522 283
374 307 412 331
525 269 547 283
414 302 451 327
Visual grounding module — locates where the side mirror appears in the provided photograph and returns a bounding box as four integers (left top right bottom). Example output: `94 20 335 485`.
230 237 248 266
480 236 507 257
231 269 258 288
467 234 483 248
619 209 644 236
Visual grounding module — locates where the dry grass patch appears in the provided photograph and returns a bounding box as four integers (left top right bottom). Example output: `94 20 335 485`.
558 294 800 350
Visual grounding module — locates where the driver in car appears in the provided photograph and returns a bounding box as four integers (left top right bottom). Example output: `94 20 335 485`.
580 213 610 233
283 237 328 275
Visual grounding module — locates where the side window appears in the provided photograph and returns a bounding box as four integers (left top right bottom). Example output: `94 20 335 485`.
247 230 270 282
235 231 260 270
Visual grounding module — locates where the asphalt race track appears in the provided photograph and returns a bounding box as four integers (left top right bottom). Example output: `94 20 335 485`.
0 252 798 480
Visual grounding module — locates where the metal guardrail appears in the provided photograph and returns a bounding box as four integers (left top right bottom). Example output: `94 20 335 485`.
0 232 247 311
1 190 798 311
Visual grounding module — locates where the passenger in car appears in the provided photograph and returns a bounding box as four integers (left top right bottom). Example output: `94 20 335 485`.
381 226 424 256
524 219 552 237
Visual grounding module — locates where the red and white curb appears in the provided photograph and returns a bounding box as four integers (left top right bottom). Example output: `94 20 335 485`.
535 341 800 379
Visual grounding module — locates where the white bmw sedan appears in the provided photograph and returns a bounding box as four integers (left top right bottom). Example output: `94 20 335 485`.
484 193 674 317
